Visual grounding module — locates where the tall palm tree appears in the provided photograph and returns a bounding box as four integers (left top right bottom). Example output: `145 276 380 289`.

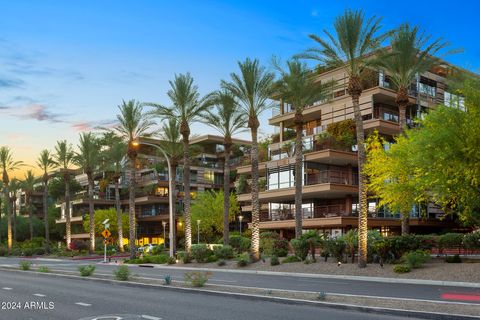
146 73 209 252
22 170 37 240
8 178 21 242
113 100 154 259
0 146 23 253
75 132 101 253
221 58 275 260
374 24 447 234
54 140 75 248
37 149 56 252
158 118 183 250
100 132 127 252
272 58 332 239
298 10 387 267
203 90 246 245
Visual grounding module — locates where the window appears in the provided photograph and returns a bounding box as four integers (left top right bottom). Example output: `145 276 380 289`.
444 91 465 111
155 187 169 197
204 170 214 184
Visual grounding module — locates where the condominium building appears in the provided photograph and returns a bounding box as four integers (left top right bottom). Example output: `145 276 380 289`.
55 135 250 246
236 63 466 239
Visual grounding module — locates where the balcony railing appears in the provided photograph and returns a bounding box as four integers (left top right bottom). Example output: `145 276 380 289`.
262 204 349 222
305 170 358 186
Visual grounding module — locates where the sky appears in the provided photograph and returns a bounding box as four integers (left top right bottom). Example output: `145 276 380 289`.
0 0 479 177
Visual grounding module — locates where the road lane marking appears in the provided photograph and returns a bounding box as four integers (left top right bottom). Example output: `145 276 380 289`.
75 302 92 307
142 315 162 320
2 287 12 290
33 293 46 297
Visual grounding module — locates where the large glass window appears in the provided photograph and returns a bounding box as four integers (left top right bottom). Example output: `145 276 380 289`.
444 91 465 111
204 170 214 184
267 165 297 190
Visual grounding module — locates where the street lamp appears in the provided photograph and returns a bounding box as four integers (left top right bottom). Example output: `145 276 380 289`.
197 219 201 244
162 221 167 246
132 139 175 258
238 215 243 235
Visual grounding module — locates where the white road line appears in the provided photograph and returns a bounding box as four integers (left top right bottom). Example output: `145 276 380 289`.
142 315 162 320
2 287 12 290
75 302 91 307
33 293 46 297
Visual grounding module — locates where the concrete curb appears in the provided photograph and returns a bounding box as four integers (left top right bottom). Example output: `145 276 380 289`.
1 267 478 320
137 264 480 288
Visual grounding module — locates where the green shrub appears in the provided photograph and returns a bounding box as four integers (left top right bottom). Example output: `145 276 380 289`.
317 291 327 301
463 232 480 250
439 233 463 251
290 238 309 260
270 255 280 266
393 264 411 273
324 239 346 262
167 256 176 265
206 255 219 263
22 248 34 257
34 247 46 256
260 231 280 256
114 265 131 281
0 246 7 256
184 271 211 287
151 244 165 255
142 254 169 264
177 251 192 264
38 266 50 273
78 265 96 276
282 255 301 263
445 254 462 263
11 248 22 256
191 244 213 263
236 253 251 267
164 274 172 285
230 235 250 253
402 250 430 268
213 245 235 259
19 260 32 270
217 259 226 266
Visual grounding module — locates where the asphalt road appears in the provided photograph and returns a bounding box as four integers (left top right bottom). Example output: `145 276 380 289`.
0 270 420 320
1 257 479 304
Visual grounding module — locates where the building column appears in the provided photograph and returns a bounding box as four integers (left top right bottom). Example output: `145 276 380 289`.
345 195 352 215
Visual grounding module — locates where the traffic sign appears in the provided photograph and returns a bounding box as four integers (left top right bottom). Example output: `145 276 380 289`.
101 229 111 238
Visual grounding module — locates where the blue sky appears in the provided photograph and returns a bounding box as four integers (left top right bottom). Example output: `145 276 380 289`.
0 0 479 174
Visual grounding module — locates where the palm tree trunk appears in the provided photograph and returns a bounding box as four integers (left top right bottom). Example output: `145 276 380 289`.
44 178 50 253
348 79 368 268
182 133 192 252
223 142 232 245
12 197 16 242
5 187 12 253
65 173 72 248
115 178 124 252
28 193 33 240
0 197 2 244
294 112 304 239
129 158 136 259
397 89 410 235
88 175 95 253
250 122 260 261
170 162 177 252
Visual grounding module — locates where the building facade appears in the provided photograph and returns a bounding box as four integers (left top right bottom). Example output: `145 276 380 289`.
236 63 465 239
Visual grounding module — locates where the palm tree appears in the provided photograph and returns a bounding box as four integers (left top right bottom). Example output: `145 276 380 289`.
37 149 56 252
157 118 184 250
8 178 21 242
0 146 23 253
272 58 332 239
75 132 101 252
54 140 75 248
146 73 209 252
298 10 387 267
221 58 275 260
100 132 127 252
374 24 447 234
113 100 154 259
22 170 37 240
203 90 246 245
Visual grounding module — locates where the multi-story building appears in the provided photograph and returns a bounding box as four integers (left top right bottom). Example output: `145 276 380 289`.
55 134 250 246
236 63 465 239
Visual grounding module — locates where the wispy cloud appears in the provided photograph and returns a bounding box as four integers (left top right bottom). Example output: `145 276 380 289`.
71 119 117 132
21 104 65 123
0 77 24 88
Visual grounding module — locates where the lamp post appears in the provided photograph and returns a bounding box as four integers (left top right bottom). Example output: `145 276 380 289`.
238 215 243 235
133 139 175 258
162 220 167 246
197 219 201 244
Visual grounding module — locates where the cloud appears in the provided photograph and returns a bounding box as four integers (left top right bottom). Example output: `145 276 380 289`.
71 119 117 132
311 10 318 17
0 77 24 88
20 104 65 123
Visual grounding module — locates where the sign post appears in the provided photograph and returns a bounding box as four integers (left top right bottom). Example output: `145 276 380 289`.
101 219 110 263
